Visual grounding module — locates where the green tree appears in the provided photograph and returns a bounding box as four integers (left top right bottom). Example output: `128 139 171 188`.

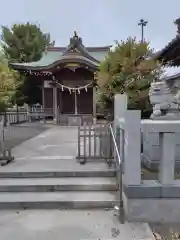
98 37 162 118
0 55 19 111
1 22 53 62
1 22 54 104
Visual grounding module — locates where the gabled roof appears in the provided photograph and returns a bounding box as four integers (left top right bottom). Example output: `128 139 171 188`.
9 31 111 71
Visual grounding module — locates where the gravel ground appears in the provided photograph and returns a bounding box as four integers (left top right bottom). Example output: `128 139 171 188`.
151 223 180 240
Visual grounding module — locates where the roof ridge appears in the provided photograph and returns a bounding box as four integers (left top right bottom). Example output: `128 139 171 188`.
47 46 112 52
60 33 100 63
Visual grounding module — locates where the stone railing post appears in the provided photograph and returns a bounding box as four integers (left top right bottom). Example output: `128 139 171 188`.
141 120 179 185
159 132 175 184
124 110 141 186
114 94 127 129
114 94 127 159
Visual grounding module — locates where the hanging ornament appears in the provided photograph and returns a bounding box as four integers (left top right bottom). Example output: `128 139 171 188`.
54 78 92 93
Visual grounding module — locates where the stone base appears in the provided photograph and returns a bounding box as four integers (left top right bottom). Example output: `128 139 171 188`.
143 155 180 171
123 193 180 223
124 180 180 199
123 180 180 223
57 114 93 126
68 116 82 126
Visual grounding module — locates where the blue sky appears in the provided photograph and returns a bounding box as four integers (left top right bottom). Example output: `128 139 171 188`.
0 0 179 51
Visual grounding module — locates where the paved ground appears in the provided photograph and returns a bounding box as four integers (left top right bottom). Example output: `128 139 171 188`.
0 210 154 240
3 122 50 149
11 124 78 159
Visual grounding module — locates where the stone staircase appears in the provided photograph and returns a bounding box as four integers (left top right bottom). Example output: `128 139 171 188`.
0 158 118 210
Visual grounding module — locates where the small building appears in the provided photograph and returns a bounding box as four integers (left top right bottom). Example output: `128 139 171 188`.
10 32 110 125
152 18 180 98
155 18 180 80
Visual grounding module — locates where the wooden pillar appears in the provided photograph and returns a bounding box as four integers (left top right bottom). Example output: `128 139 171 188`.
93 86 96 124
59 89 62 113
42 84 45 108
41 82 46 123
53 85 58 122
93 72 98 124
74 90 78 115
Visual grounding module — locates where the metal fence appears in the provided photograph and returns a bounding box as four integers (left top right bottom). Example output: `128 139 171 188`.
77 122 125 223
0 111 28 125
77 123 114 164
0 117 14 165
0 105 54 125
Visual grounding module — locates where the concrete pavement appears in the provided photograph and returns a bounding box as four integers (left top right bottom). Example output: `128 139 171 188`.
0 210 155 240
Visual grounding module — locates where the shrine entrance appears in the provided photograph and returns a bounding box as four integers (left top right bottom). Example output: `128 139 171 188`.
61 87 93 115
56 81 94 125
61 90 75 114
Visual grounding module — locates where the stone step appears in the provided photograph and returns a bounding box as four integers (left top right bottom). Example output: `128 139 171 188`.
0 170 116 178
0 177 117 192
0 192 118 209
0 159 116 178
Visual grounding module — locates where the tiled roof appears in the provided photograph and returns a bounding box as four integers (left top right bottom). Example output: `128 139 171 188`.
11 54 100 70
9 32 110 70
155 34 180 61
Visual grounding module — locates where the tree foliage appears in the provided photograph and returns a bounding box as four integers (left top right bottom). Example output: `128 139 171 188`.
0 55 20 110
1 22 53 63
98 37 163 118
1 22 54 104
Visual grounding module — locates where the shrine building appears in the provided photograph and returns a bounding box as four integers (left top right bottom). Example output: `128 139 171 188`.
155 18 180 79
9 32 111 125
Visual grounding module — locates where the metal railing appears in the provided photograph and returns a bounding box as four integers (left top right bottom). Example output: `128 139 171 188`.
77 123 113 164
77 122 125 223
0 111 28 125
0 117 14 165
109 124 125 224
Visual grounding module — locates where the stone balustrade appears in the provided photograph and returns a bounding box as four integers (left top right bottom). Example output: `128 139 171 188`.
114 93 180 222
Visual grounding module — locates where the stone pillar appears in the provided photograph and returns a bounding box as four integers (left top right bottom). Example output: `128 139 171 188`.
123 110 141 186
53 86 58 123
159 132 175 184
114 94 128 165
114 94 128 128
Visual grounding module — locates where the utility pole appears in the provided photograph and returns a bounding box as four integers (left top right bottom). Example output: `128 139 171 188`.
138 19 148 42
